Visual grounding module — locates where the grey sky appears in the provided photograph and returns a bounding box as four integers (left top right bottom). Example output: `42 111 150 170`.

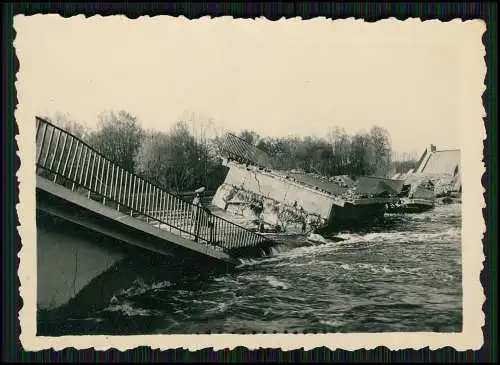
15 16 484 154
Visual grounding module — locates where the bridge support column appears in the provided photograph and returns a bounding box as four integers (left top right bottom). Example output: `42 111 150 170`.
37 213 127 312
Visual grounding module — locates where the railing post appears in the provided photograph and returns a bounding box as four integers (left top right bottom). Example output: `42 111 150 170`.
72 141 83 190
148 184 153 222
227 223 233 250
189 202 195 235
42 125 55 167
103 159 110 205
194 205 201 242
209 215 214 245
78 144 89 186
131 175 137 215
118 167 124 210
149 185 154 223
123 171 129 213
87 151 96 199
166 195 171 227
137 178 141 213
154 187 159 222
126 172 134 215
93 155 101 194
61 136 74 177
164 192 169 223
35 118 42 140
215 219 219 245
138 179 144 214
110 164 116 205
158 191 164 224
48 129 62 172
53 132 67 183
145 182 151 222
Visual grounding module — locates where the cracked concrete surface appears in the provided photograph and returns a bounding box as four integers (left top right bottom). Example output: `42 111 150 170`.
37 224 126 311
212 171 327 234
214 163 336 221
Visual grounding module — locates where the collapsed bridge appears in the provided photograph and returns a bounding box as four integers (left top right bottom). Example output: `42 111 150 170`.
35 117 277 312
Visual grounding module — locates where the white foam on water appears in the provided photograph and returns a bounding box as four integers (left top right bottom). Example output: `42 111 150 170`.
205 302 229 314
236 258 260 269
192 299 219 305
319 319 345 327
441 273 455 282
118 279 173 298
335 228 460 246
151 280 173 291
103 301 162 317
213 275 233 283
270 245 291 255
236 256 281 269
265 276 290 290
307 233 329 244
382 266 394 273
340 263 352 271
67 317 105 323
118 278 149 297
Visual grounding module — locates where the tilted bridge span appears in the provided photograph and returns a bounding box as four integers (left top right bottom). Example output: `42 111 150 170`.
35 117 276 312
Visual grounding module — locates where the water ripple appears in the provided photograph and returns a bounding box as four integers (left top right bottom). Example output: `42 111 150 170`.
42 204 462 335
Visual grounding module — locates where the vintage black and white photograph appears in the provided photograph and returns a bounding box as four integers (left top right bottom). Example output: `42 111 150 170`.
15 15 485 350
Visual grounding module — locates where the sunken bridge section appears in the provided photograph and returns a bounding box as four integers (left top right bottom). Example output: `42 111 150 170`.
35 117 276 311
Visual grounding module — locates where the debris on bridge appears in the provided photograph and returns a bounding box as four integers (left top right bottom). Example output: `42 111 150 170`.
212 133 405 234
390 144 462 211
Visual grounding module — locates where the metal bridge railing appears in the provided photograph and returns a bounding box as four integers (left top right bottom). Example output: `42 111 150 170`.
35 117 272 253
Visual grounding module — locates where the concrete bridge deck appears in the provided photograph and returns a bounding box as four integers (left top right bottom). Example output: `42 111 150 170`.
37 176 236 264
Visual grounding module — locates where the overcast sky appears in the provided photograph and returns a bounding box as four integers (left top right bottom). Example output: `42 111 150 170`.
15 15 485 154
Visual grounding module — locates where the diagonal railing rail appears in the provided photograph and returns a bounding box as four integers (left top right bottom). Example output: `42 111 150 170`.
35 117 273 254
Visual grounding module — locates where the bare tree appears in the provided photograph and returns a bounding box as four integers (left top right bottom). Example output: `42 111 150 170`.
88 110 144 172
328 127 352 173
238 129 261 146
135 121 208 193
369 126 392 177
43 112 90 140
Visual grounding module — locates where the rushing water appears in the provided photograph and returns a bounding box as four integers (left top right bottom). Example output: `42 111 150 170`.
39 203 462 335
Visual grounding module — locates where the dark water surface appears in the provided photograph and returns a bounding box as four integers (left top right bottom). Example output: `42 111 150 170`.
40 204 462 335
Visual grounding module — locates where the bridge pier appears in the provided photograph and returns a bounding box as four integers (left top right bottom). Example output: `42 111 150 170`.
37 209 235 327
37 211 128 312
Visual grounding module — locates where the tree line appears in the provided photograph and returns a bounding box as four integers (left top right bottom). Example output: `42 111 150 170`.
45 110 418 194
238 127 416 177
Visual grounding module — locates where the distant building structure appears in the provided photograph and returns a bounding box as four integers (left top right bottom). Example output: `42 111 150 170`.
393 144 461 193
416 144 461 176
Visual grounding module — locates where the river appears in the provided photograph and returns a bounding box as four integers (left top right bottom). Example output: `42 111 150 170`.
39 203 462 335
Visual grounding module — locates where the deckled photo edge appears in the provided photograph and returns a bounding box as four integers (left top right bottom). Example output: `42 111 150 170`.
14 15 487 352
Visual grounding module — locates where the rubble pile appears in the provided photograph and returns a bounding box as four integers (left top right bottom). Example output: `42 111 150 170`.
432 175 460 197
403 173 460 198
212 183 325 234
286 171 367 202
287 171 402 202
329 175 355 188
340 186 362 202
